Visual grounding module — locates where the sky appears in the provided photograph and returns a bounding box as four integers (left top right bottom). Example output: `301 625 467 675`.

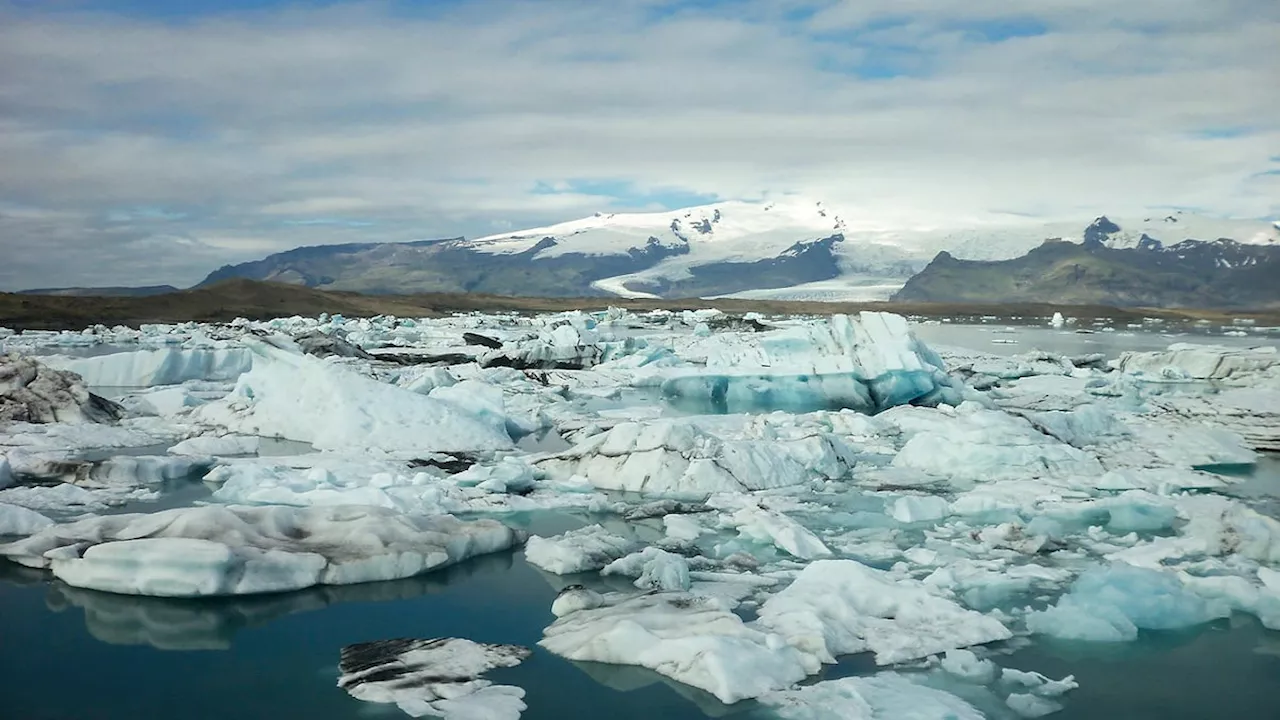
1 0 1278 290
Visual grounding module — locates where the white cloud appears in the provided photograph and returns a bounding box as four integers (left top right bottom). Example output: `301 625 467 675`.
0 0 1276 289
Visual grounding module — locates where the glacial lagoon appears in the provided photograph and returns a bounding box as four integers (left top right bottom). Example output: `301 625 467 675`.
2 316 1278 719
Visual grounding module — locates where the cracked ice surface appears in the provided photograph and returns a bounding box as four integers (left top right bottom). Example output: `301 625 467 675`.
2 310 1279 717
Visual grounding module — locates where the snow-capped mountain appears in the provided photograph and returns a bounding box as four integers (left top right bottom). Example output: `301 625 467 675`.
198 197 1280 304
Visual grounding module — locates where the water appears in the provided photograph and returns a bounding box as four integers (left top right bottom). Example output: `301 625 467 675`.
0 551 741 720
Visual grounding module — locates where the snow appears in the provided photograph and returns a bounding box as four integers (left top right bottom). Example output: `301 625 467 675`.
196 338 513 454
0 505 525 596
755 560 1012 666
539 592 814 704
338 638 531 720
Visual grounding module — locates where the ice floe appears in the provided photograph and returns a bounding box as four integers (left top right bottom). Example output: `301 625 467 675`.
0 505 524 596
338 637 532 719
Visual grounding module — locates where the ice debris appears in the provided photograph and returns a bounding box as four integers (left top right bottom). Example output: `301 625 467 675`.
196 339 513 454
755 559 1012 666
540 592 813 704
1 354 123 424
338 638 531 720
761 673 984 720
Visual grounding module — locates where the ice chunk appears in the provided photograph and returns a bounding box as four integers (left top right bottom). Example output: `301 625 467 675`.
889 403 1103 481
540 592 813 703
1050 312 1065 329
523 525 637 575
761 673 984 720
1007 693 1062 718
662 312 962 414
168 434 261 456
1 353 123 424
603 547 691 591
1111 343 1277 382
539 420 823 497
44 347 254 387
730 506 832 560
0 502 54 536
889 495 950 524
939 649 998 684
0 452 11 490
0 505 524 596
1026 563 1229 642
338 638 531 720
196 339 512 454
756 559 1011 666
551 585 605 617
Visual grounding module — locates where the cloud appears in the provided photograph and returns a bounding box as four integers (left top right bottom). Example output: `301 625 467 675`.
0 0 1277 289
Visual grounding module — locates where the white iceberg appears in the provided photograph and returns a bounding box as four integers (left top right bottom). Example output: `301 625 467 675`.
761 673 984 720
338 637 531 720
1026 562 1230 642
755 559 1012 666
0 504 524 597
661 312 962 414
44 347 254 387
524 525 637 575
540 592 813 704
196 339 513 455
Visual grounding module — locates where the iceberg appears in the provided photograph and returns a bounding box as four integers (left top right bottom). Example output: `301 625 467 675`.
540 592 813 704
661 312 962 415
761 673 984 720
602 547 692 591
2 353 123 424
524 525 637 575
1026 563 1230 642
196 339 513 454
0 504 524 597
1111 343 1278 383
0 502 54 536
338 638 531 720
44 347 254 387
755 559 1012 666
538 419 849 497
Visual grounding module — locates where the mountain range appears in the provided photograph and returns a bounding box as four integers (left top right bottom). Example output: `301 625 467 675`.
29 199 1280 309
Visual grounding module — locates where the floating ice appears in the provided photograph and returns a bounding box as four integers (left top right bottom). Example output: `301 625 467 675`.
540 592 813 704
756 559 1012 666
662 312 962 414
0 505 524 596
539 418 850 497
524 525 637 575
761 673 984 720
44 347 254 387
338 638 531 720
1026 563 1230 642
602 547 691 591
196 339 513 454
0 502 53 536
940 649 999 684
168 434 261 456
550 585 605 617
730 506 833 560
888 495 950 524
887 403 1103 482
1112 343 1278 382
1 354 123 424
